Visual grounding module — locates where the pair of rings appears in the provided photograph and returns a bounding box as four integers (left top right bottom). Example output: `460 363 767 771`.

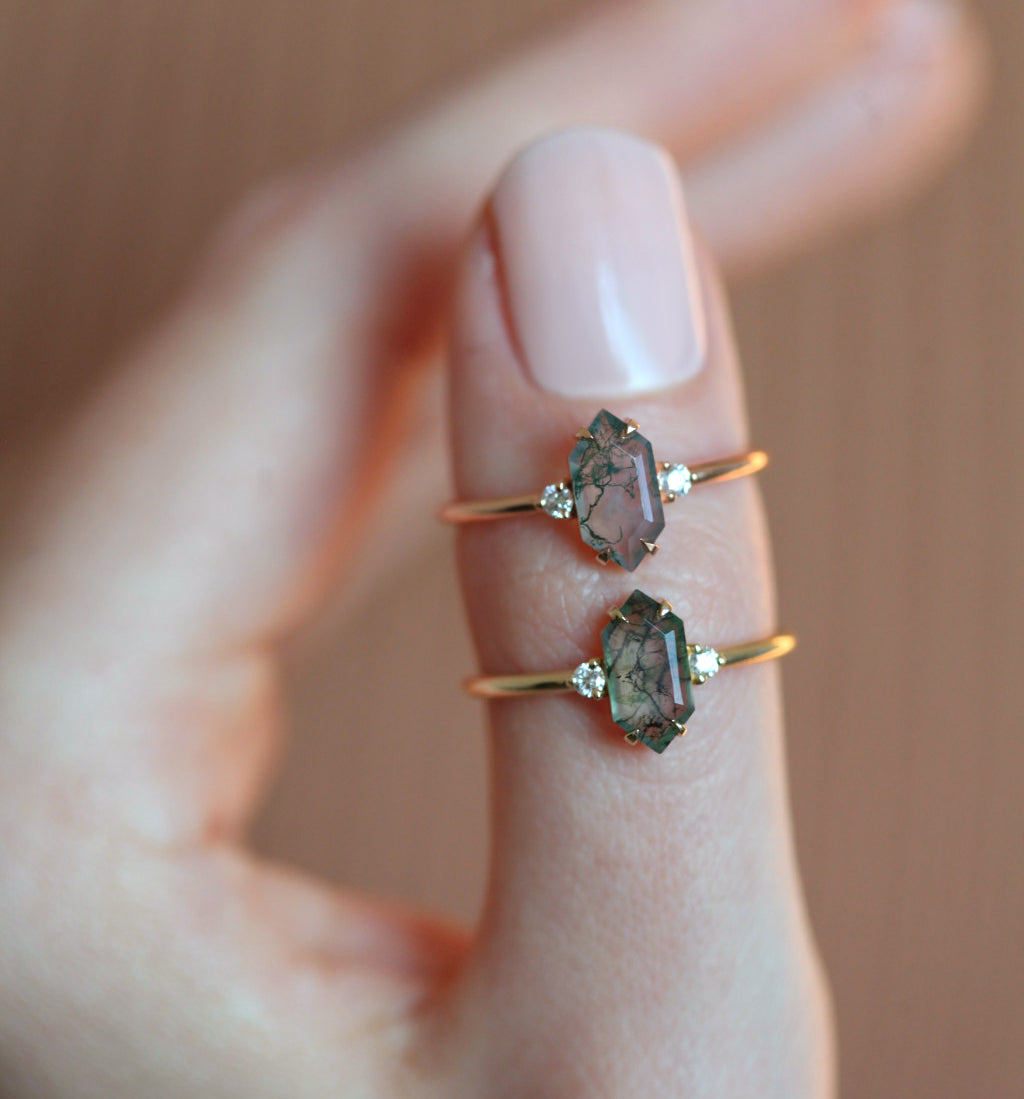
443 409 793 754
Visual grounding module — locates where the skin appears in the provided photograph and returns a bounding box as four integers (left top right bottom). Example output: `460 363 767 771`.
0 0 985 1096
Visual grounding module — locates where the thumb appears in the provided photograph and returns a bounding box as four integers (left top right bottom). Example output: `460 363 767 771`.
443 128 833 1094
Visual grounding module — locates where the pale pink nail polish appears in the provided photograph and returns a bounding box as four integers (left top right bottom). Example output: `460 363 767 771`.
491 127 706 397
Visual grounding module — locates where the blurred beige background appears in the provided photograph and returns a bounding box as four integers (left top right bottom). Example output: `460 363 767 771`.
1 2 1022 1097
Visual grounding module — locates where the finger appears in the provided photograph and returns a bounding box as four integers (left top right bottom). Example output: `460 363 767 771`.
687 0 987 275
443 129 832 1093
395 0 893 211
366 0 978 283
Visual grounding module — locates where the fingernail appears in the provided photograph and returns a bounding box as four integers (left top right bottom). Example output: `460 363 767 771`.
491 127 706 397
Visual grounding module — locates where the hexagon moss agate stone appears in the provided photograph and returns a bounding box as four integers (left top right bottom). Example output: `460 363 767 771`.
568 410 665 571
601 590 695 753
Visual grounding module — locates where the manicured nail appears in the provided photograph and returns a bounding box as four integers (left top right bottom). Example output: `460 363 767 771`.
491 127 706 397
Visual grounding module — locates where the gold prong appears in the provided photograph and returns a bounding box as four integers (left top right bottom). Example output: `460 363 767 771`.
672 722 687 735
658 599 673 618
622 418 639 437
641 539 659 556
575 427 594 440
596 548 612 565
608 606 626 621
663 492 676 503
624 731 640 745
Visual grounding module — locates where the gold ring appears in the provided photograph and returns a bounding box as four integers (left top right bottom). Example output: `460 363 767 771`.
465 589 794 754
441 409 766 571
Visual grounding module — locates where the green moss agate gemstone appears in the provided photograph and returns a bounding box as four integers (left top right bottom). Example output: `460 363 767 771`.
601 590 695 753
568 410 665 571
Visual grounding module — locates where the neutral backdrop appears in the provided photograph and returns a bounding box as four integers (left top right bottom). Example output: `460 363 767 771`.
1 2 1021 1097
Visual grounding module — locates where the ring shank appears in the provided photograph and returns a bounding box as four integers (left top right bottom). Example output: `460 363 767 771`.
440 450 767 523
466 670 577 698
689 449 768 487
440 493 541 522
465 633 796 699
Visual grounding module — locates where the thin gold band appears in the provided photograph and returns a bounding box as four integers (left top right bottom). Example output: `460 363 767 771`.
440 450 768 523
465 633 795 699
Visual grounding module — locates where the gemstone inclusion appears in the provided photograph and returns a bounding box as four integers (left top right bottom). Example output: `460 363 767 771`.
568 410 665 571
601 590 695 753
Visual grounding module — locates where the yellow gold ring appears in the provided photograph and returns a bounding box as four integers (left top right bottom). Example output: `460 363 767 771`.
465 588 794 754
441 409 766 571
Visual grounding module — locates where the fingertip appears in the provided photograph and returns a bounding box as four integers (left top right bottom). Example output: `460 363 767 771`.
688 0 987 277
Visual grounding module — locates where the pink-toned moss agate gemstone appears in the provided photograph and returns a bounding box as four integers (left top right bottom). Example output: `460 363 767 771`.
568 410 665 570
601 589 694 753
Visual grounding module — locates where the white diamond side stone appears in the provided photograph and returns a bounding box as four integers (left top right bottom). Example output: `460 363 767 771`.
689 646 722 683
659 463 693 498
540 482 574 519
571 661 606 699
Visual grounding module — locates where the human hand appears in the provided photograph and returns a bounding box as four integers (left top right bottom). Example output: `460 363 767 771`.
0 1 983 1096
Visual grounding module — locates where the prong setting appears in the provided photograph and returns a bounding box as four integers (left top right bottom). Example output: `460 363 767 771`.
687 644 724 685
568 411 665 570
658 462 693 502
539 482 574 519
641 539 659 556
602 591 695 753
571 660 607 699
